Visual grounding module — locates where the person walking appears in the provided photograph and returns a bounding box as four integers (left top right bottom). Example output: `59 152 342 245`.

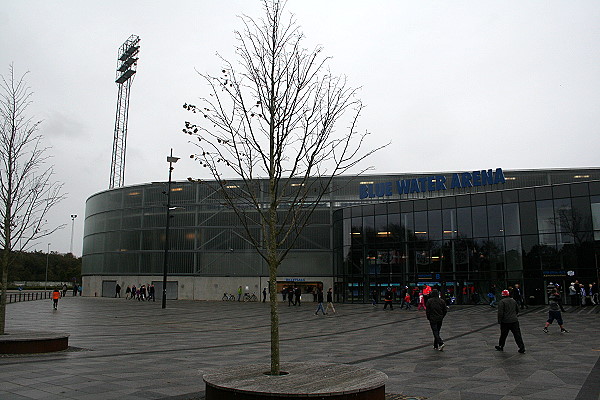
115 283 121 298
52 288 61 310
125 285 131 300
512 283 527 309
237 285 243 302
325 288 336 314
262 287 267 303
62 283 68 298
288 287 295 306
315 289 326 315
426 289 447 351
371 289 378 307
495 289 526 353
148 284 155 302
568 282 578 306
383 287 394 310
543 289 569 334
402 292 412 310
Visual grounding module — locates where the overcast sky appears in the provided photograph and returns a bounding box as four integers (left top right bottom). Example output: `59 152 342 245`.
2 1 599 256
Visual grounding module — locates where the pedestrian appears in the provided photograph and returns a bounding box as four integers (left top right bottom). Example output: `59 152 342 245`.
383 287 394 310
288 287 295 306
115 283 121 298
417 292 426 310
580 283 588 306
294 286 301 306
148 284 155 302
402 292 412 310
426 289 447 351
62 283 68 297
592 282 599 305
371 289 378 307
131 285 137 300
52 288 61 310
495 289 526 353
125 285 131 299
512 283 527 309
488 285 497 307
282 287 287 302
325 288 336 314
315 289 326 315
72 283 78 296
543 289 569 334
78 285 82 296
568 282 578 306
262 287 267 302
237 285 243 302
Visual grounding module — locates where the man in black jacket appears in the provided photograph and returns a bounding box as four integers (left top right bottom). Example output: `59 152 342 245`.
496 289 526 353
426 289 447 351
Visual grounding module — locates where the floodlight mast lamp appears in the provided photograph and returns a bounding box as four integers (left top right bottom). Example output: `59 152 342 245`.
109 34 140 189
162 149 180 309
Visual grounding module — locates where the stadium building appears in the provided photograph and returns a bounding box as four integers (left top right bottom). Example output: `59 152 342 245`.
82 167 600 304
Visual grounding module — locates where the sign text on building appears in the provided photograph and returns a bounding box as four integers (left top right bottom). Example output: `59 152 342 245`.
359 168 506 199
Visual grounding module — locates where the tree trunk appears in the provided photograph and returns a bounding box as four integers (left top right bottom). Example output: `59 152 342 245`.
0 248 8 335
268 256 279 375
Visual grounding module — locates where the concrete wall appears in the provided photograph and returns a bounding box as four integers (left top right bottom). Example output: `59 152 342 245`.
83 275 334 301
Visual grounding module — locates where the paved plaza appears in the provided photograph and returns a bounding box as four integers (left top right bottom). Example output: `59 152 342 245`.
0 295 598 400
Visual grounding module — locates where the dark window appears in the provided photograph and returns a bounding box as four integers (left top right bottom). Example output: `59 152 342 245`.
471 194 486 206
487 204 503 236
503 203 520 236
552 185 570 198
442 209 456 240
457 207 472 238
414 211 428 240
570 183 589 197
519 202 538 235
456 195 470 207
400 201 413 213
428 198 441 210
518 188 535 201
589 181 600 196
472 206 488 238
537 200 554 233
428 210 442 240
441 196 456 209
505 236 522 271
401 213 414 239
502 190 519 203
487 192 502 205
535 186 552 200
414 200 427 212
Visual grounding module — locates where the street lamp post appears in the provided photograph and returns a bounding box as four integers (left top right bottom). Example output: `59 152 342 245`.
45 243 50 291
69 214 78 254
162 149 179 309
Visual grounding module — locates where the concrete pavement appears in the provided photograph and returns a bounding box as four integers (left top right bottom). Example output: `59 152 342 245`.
1 296 598 399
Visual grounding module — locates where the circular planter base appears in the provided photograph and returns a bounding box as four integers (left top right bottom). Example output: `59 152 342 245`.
0 331 69 354
203 362 387 400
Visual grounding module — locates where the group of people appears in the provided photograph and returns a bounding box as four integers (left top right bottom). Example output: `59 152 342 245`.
425 286 571 354
314 288 336 315
282 286 303 306
568 281 598 306
120 283 156 301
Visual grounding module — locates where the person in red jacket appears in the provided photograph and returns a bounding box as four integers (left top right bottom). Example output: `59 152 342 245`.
52 288 61 310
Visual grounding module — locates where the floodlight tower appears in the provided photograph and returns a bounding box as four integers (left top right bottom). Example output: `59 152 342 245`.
109 35 140 189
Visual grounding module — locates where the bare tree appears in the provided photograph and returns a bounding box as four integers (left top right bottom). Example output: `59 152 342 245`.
183 1 384 374
0 64 65 335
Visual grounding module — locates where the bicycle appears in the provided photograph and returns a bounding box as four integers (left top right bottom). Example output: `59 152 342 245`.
222 293 235 301
243 292 258 302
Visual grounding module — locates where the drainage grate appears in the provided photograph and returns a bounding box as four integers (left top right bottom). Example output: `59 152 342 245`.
385 395 427 400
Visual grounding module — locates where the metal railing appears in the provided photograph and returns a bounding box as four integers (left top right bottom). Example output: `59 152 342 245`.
1 291 52 304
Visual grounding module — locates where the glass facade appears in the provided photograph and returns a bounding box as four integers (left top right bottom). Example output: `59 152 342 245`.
333 180 600 305
83 168 600 302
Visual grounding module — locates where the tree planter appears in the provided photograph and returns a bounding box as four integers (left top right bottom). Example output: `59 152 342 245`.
203 362 387 400
0 331 69 354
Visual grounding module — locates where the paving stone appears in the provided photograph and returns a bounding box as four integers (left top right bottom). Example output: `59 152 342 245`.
0 298 598 399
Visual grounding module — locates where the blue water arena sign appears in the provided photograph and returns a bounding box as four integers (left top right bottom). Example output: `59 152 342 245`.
359 168 506 199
